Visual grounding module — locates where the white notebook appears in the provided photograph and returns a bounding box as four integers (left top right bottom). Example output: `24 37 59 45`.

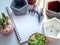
12 12 42 43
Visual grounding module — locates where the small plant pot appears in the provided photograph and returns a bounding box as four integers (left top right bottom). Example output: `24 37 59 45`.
28 0 36 5
0 19 14 36
43 17 60 42
10 0 28 15
46 1 60 19
28 33 48 45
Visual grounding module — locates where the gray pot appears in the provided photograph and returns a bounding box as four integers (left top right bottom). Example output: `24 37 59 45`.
10 1 28 15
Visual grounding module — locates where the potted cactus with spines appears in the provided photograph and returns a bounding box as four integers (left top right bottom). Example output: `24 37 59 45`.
0 13 14 36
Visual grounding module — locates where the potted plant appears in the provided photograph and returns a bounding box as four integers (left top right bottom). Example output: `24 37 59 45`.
0 13 14 36
28 33 48 45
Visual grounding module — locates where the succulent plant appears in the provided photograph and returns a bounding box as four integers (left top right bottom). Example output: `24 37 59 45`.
28 33 47 45
0 13 9 30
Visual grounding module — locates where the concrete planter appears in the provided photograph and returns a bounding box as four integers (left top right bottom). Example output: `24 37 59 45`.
10 1 28 15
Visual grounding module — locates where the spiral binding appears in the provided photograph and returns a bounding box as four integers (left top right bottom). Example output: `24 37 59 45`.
6 7 21 44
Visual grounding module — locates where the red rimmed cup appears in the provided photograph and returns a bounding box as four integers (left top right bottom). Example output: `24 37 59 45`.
28 0 37 5
0 19 14 36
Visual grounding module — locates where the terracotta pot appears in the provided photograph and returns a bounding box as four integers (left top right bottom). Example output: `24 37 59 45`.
28 0 36 5
28 33 48 45
46 36 58 43
0 19 14 36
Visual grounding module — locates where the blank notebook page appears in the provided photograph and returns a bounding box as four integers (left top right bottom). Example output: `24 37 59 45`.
12 13 41 43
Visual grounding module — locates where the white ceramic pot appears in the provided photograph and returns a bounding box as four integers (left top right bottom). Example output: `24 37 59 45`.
43 18 60 42
46 9 60 19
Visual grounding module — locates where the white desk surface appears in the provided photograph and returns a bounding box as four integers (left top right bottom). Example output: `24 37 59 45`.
0 0 60 45
0 0 20 45
0 0 45 45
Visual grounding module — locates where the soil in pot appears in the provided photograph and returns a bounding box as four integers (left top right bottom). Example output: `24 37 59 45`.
48 1 60 13
14 0 26 8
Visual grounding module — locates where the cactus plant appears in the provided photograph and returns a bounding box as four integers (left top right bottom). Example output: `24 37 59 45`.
0 13 9 30
0 13 14 36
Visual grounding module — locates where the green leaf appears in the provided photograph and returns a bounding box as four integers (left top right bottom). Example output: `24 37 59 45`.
29 38 38 45
0 19 2 25
0 13 9 29
34 33 40 40
1 13 6 18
